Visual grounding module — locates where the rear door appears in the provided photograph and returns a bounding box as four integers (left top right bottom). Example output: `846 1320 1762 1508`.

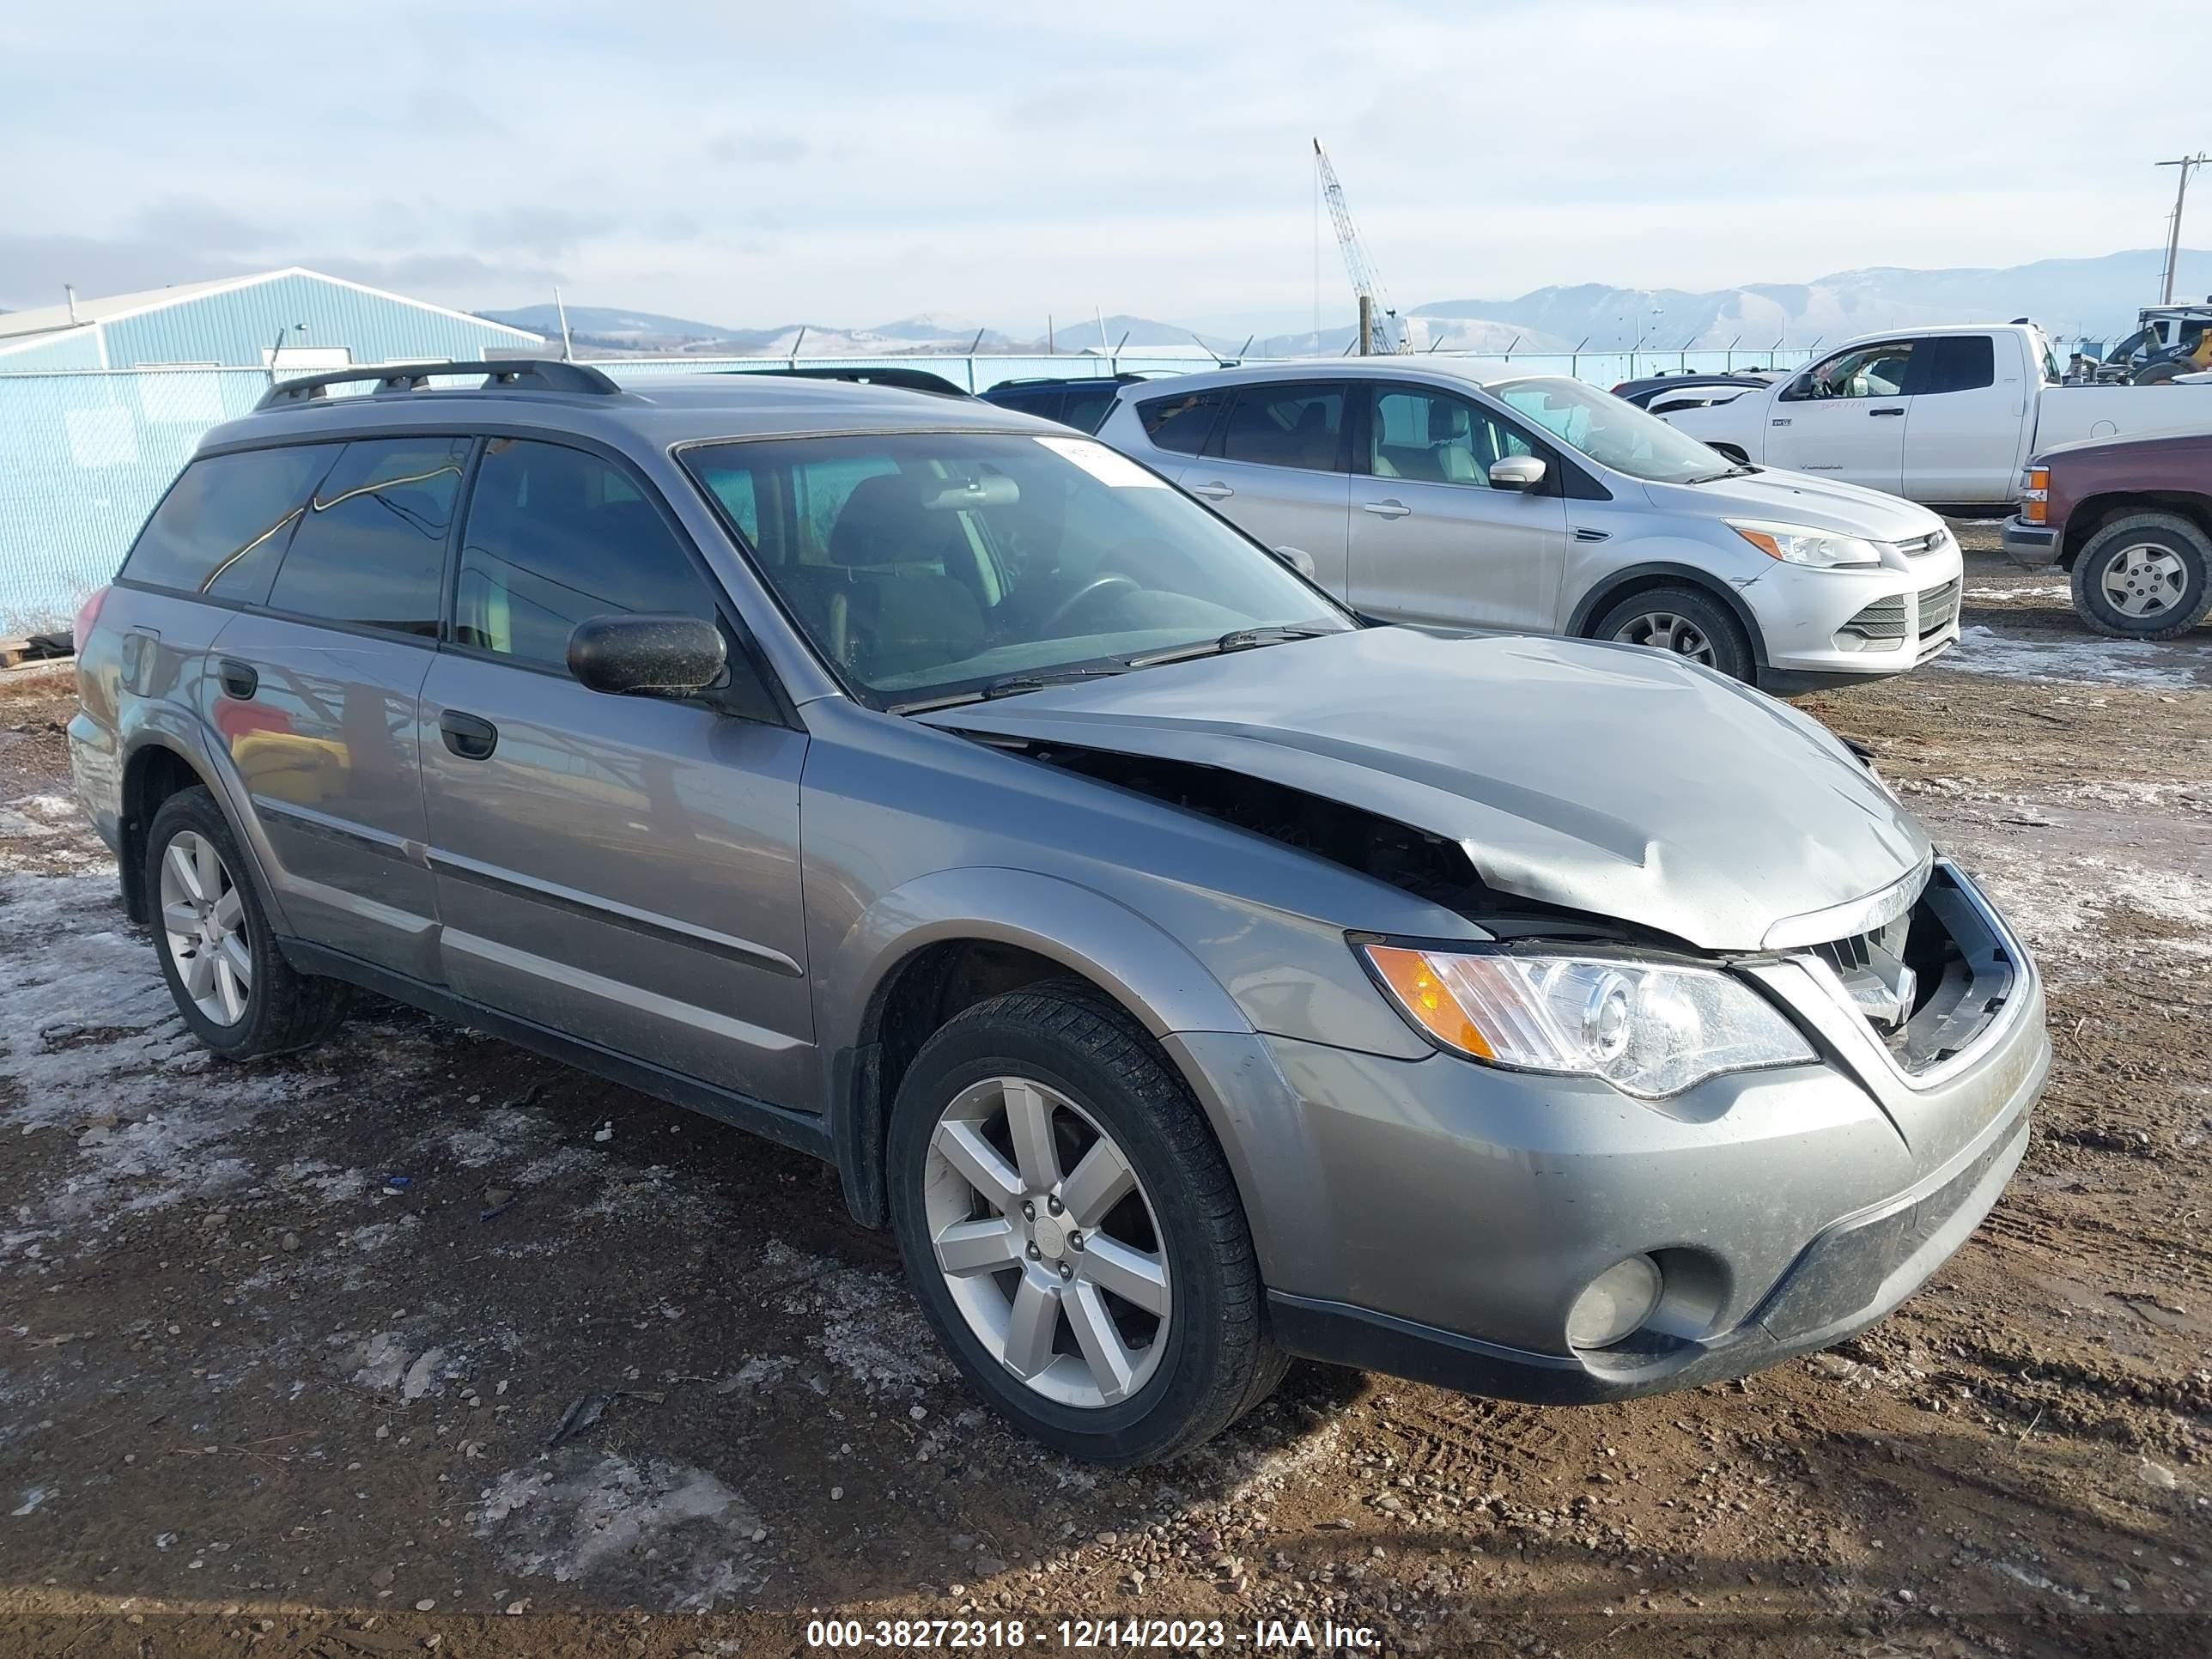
1763 340 1914 495
1899 333 2016 503
209 435 464 981
1176 380 1354 597
1347 382 1568 632
417 434 816 1110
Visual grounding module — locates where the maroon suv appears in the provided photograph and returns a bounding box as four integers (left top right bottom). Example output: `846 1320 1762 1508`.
2002 429 2212 639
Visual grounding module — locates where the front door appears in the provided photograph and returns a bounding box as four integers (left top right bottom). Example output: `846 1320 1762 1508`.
1763 340 1914 494
1347 383 1569 633
417 435 815 1110
1176 380 1354 599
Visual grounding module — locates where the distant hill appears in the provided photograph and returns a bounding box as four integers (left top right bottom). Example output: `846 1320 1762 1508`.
1411 248 2212 353
477 247 2210 362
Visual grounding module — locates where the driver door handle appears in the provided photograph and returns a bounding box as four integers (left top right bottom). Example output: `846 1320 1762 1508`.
439 709 499 761
1363 499 1412 519
1869 406 1905 417
1188 480 1235 501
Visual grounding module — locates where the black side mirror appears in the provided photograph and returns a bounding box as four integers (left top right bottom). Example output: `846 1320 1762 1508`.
567 614 727 698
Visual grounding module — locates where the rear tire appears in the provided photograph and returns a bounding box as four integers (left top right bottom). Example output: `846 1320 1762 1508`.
2069 513 2212 641
1592 585 1756 683
145 787 349 1059
887 982 1279 1466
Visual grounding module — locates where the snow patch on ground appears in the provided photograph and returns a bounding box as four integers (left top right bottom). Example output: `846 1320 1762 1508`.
1950 843 2212 983
0 870 314 1253
1939 624 2212 690
472 1453 766 1607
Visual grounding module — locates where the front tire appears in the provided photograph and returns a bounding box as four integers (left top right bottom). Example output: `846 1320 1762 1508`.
2069 513 2212 641
887 983 1279 1465
1592 584 1756 682
145 787 349 1058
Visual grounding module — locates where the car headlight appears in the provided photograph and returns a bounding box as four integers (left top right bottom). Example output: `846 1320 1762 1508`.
1727 519 1883 569
1364 945 1815 1097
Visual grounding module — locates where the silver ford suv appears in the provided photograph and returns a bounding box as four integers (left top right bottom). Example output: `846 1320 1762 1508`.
69 362 2048 1467
1094 362 1965 692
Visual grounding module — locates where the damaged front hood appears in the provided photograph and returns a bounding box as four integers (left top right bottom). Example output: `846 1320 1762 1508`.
917 629 1931 951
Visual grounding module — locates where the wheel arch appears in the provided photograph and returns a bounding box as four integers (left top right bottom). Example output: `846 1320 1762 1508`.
2060 493 2212 568
820 870 1257 1231
1567 562 1771 669
118 738 222 925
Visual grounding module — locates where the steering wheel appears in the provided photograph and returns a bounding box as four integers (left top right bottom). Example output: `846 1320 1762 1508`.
1040 573 1139 633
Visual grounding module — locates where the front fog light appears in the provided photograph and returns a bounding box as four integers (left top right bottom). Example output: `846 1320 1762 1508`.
1566 1255 1663 1350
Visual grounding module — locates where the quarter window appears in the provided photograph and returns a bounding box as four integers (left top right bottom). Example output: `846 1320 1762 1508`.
265 438 467 636
1368 387 1532 486
455 438 719 668
120 446 337 603
1135 389 1225 455
1219 383 1346 472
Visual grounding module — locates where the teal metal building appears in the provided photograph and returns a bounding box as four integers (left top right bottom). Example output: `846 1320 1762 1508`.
0 266 542 372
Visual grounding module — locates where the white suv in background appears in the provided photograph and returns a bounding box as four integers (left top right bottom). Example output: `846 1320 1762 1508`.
1095 361 1963 691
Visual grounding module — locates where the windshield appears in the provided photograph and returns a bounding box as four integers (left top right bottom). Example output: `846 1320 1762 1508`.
683 431 1352 708
1490 376 1735 484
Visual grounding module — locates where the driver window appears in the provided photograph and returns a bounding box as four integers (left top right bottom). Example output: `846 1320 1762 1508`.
1787 342 1915 401
1368 387 1532 486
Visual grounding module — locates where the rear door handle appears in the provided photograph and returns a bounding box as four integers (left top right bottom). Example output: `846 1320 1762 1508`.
439 709 499 761
216 658 258 700
1188 480 1235 501
1363 499 1412 519
1869 406 1905 417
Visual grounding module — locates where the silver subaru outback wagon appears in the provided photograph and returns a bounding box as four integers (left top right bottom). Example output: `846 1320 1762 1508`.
69 361 2048 1467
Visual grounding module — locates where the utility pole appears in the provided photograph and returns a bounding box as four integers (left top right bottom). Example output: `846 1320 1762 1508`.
1358 295 1374 356
2157 154 2209 304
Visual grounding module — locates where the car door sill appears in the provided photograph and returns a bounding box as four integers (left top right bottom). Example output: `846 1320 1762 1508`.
276 936 833 1163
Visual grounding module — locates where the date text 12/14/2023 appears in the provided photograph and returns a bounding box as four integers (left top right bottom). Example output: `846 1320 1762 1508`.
804 1616 1383 1649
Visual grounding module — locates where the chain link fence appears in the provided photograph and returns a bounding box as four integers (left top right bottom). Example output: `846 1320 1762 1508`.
0 347 1815 623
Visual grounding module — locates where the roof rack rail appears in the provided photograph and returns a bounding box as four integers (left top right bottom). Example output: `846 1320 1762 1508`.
715 365 973 398
255 359 620 410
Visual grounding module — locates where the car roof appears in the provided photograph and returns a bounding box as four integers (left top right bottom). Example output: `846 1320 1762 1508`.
1110 357 1511 399
198 368 1064 456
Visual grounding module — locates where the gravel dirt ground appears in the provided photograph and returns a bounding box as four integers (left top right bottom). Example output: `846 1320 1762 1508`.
2 529 2208 1659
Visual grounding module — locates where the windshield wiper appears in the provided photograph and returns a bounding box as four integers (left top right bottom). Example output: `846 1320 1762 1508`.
889 665 1130 714
1684 464 1757 485
1127 623 1339 667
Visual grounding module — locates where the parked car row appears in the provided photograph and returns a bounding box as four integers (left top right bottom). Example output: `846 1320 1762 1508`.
70 360 2047 1466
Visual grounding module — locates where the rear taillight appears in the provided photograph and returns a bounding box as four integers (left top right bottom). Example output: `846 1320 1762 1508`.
71 585 108 654
2021 465 2049 524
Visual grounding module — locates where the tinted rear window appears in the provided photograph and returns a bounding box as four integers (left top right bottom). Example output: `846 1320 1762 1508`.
1909 335 1996 396
265 437 469 637
1136 390 1225 454
121 446 336 602
1219 382 1346 471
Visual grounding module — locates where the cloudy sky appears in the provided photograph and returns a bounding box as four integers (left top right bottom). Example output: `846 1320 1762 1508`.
3 0 2207 331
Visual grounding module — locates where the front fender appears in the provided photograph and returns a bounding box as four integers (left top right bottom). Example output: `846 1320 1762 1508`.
818 866 1291 1241
820 865 1257 1055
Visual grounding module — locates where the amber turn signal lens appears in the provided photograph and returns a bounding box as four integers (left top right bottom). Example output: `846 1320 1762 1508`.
1365 945 1495 1058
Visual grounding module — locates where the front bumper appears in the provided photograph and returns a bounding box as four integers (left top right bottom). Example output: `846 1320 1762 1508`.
1748 543 1966 684
1228 862 2048 1403
1999 516 2062 569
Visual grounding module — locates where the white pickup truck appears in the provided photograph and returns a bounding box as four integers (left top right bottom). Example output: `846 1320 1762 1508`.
1656 323 2212 509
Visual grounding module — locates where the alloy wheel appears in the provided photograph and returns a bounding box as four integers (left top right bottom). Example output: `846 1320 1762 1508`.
922 1074 1171 1408
158 830 252 1025
1613 610 1717 665
2100 544 2188 620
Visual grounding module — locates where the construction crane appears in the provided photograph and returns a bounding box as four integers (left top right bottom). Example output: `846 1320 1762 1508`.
1314 138 1408 353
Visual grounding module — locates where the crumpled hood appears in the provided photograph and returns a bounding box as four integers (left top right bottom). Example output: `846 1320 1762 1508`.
918 629 1931 951
1647 468 1947 541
